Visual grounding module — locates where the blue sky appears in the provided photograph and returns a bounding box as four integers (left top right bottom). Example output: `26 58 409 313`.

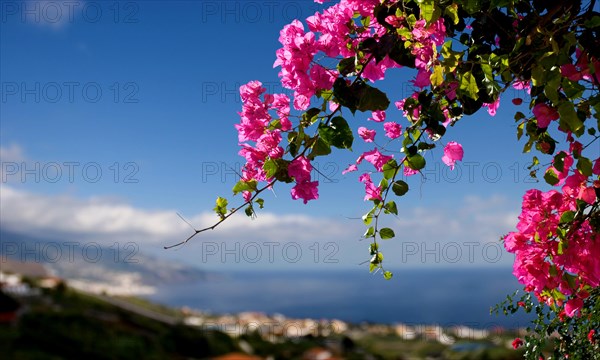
1 0 549 271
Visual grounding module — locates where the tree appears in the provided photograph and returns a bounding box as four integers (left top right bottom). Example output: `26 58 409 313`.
168 1 600 358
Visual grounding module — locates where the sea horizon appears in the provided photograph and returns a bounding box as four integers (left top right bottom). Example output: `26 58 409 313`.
144 266 533 330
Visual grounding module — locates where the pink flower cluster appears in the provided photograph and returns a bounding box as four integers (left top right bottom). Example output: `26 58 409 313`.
560 49 600 84
288 156 319 204
504 158 600 316
235 81 291 198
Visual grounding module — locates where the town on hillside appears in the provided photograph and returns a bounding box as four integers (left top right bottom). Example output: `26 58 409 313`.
1 258 531 359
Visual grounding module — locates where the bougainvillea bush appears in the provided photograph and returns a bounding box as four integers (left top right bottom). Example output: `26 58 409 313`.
174 1 600 358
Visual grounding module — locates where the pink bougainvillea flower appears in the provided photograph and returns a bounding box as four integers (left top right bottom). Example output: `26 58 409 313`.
412 68 431 88
560 63 583 82
342 164 358 175
532 103 559 128
589 329 596 344
256 130 284 159
383 122 402 139
363 148 393 171
291 180 319 204
483 97 500 116
359 173 382 201
358 127 376 142
513 80 531 93
404 166 419 177
512 338 524 349
442 141 464 170
565 298 584 317
579 187 597 205
368 110 386 122
239 80 266 102
593 157 600 175
287 156 312 182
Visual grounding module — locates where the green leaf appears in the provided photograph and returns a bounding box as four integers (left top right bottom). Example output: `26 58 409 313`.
441 41 463 72
553 152 568 173
576 157 593 176
333 78 358 113
382 159 399 179
318 116 354 150
214 196 228 218
362 211 374 225
262 159 292 182
418 142 436 151
459 71 479 101
302 108 321 125
379 178 389 192
369 263 378 272
356 84 390 112
405 154 426 171
364 226 375 238
371 252 384 264
379 228 395 240
369 242 378 255
584 15 600 28
430 65 444 87
337 57 356 76
383 271 393 280
385 201 398 215
562 78 585 100
318 89 334 101
559 211 575 224
419 0 441 24
543 168 559 186
255 198 265 209
564 273 577 290
244 205 255 217
558 102 584 134
308 137 332 160
232 180 258 195
443 3 459 24
392 180 409 196
263 160 279 179
514 112 526 121
544 72 561 105
517 122 524 140
462 0 479 14
531 65 545 87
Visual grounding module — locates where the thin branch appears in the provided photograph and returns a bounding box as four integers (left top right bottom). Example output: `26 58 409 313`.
164 180 276 249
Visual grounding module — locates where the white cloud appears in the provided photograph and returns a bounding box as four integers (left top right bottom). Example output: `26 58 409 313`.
0 144 25 163
0 184 361 251
379 195 520 267
0 184 519 269
0 185 190 245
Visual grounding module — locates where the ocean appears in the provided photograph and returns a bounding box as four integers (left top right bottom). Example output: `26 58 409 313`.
145 267 534 329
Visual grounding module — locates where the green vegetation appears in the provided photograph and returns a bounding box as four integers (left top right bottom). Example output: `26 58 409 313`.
0 287 237 359
1 285 528 359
